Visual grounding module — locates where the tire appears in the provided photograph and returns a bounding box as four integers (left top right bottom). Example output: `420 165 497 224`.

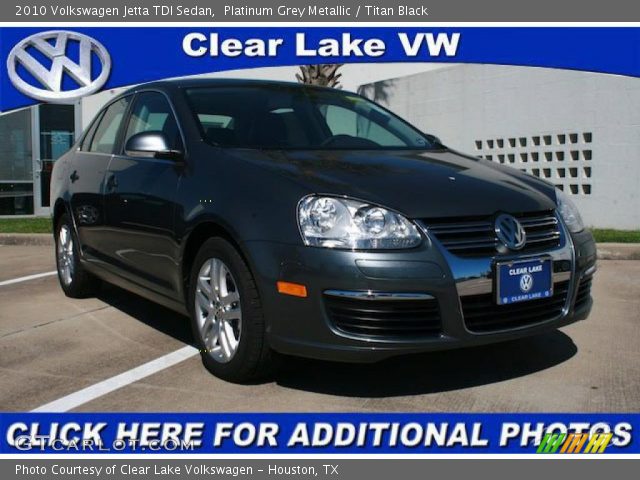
55 213 101 298
188 237 273 383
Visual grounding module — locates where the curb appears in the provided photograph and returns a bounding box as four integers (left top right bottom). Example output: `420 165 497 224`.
1 234 639 260
595 243 640 261
0 233 53 246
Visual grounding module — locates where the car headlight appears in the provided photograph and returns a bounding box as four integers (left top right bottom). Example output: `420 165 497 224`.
298 196 422 249
556 189 585 233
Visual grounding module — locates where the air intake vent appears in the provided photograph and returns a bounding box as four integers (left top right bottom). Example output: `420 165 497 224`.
461 281 570 333
324 293 441 339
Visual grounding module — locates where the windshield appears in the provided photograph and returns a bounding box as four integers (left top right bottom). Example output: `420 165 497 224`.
184 85 435 150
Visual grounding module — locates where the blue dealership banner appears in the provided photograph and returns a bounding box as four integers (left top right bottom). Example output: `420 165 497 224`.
1 26 640 111
0 413 637 454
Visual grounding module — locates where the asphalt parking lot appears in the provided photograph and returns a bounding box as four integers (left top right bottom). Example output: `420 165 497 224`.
0 244 638 412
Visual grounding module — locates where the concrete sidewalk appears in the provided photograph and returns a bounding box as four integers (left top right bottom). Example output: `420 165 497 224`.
1 233 638 259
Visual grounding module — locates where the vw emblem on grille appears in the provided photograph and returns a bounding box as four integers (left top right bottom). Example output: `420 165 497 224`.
520 273 534 293
7 30 111 103
494 213 527 250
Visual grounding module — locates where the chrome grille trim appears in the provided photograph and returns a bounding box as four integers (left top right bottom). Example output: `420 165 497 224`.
421 211 561 257
324 290 434 301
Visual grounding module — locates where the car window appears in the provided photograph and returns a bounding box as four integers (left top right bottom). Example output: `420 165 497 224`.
198 114 234 129
124 92 182 152
185 86 434 150
89 97 130 154
269 108 311 147
79 111 104 152
320 104 405 146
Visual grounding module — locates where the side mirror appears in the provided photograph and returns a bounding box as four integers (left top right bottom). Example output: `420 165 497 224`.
425 133 443 147
124 131 182 160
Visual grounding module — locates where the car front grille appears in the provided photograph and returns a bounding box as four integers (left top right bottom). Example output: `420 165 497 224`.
423 210 561 257
575 275 593 310
461 280 570 333
324 294 441 339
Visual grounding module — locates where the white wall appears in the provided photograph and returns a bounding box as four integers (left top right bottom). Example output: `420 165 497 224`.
363 64 640 230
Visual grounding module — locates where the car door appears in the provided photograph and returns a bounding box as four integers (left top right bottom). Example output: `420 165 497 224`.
69 96 131 264
103 90 184 299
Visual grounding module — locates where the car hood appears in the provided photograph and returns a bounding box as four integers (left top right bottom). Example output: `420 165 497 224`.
229 148 558 219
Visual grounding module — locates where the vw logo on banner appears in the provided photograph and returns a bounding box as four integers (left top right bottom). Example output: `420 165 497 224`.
7 30 111 103
494 213 527 250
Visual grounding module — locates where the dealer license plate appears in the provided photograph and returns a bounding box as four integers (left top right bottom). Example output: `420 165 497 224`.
496 258 553 305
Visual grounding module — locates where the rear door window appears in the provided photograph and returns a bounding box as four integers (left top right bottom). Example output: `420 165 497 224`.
79 112 104 152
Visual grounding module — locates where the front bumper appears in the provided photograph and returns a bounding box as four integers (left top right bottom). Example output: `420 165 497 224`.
244 223 596 363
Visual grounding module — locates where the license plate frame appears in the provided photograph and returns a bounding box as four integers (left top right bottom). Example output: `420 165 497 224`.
495 257 553 305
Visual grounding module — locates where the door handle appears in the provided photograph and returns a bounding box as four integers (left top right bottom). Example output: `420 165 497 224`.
106 174 118 191
69 170 79 183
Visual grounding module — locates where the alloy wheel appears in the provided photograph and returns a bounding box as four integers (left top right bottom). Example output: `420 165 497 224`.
194 258 242 363
57 224 75 286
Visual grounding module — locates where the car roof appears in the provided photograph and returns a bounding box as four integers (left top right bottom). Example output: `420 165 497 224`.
121 78 340 96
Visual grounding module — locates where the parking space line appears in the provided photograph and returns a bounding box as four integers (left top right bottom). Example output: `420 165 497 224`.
0 271 57 287
31 346 199 412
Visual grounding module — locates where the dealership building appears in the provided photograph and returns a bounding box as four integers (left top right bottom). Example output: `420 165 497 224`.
1 63 638 229
0 102 79 216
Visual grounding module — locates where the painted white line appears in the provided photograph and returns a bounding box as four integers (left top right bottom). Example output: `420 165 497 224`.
0 271 57 287
32 346 199 412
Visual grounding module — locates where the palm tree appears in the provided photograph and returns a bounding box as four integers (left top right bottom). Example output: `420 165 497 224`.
296 64 344 88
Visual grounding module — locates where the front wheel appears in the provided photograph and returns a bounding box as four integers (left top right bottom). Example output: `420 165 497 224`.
188 238 273 383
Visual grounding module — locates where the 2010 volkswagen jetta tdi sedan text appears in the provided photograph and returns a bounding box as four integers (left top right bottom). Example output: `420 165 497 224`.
51 79 596 382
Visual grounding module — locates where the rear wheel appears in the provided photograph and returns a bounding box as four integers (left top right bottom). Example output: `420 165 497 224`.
55 213 101 298
188 238 272 383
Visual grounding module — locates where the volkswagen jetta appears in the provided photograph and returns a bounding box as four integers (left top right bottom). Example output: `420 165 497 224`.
51 79 596 382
